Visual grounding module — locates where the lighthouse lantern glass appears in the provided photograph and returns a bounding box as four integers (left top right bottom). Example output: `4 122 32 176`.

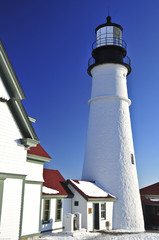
96 26 122 48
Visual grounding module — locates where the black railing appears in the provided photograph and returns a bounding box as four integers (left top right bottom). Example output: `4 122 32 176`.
92 36 127 50
88 55 131 68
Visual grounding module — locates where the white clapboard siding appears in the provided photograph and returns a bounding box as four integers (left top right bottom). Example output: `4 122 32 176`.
0 178 23 240
0 101 27 174
22 183 41 236
25 161 44 182
0 76 10 100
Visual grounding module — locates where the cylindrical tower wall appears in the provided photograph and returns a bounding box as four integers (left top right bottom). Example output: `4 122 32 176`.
82 64 144 231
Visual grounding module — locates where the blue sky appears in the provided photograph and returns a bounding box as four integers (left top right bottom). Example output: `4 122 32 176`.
1 0 159 188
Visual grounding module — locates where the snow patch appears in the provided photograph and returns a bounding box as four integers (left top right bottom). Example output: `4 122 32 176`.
70 180 109 197
40 232 159 240
43 186 59 194
150 198 159 202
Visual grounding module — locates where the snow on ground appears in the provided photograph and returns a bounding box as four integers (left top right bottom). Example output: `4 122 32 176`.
40 231 159 240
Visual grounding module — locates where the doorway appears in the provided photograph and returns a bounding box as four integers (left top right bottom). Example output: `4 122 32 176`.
94 203 99 230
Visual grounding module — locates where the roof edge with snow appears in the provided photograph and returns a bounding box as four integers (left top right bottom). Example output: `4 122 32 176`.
66 179 116 201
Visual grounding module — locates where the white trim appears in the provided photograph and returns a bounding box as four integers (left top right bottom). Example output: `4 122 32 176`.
27 153 51 163
88 96 131 106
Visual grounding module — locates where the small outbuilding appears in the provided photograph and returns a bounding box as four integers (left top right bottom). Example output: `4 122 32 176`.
41 169 73 233
140 182 159 230
65 180 116 231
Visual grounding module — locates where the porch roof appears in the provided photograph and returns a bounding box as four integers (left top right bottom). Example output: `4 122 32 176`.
66 179 116 201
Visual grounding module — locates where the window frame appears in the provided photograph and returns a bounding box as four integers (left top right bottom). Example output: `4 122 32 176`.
101 203 106 220
42 199 50 224
131 153 135 165
74 201 79 206
55 199 62 222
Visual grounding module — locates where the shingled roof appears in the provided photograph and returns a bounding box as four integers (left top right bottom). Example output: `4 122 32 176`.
140 182 159 196
43 169 73 197
28 144 51 159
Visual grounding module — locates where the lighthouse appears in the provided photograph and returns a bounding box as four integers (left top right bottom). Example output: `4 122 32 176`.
82 16 144 231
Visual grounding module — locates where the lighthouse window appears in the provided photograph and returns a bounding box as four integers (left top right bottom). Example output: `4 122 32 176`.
131 154 135 165
101 203 106 219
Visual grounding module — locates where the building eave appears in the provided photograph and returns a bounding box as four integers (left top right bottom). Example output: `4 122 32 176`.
42 195 72 199
87 198 117 202
141 194 159 198
0 41 25 100
27 153 51 163
8 98 39 143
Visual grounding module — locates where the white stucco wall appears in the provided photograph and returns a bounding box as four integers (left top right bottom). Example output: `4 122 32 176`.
0 101 27 175
87 202 93 231
63 198 72 227
0 178 23 240
100 202 113 230
66 184 87 229
82 64 144 231
86 201 113 231
41 198 63 232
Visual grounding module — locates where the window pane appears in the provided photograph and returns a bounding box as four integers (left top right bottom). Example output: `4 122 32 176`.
43 200 50 222
56 199 62 221
101 203 106 219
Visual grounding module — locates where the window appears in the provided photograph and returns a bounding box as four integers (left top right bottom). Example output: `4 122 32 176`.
56 199 62 221
101 203 106 219
43 199 50 223
74 201 79 206
131 154 135 165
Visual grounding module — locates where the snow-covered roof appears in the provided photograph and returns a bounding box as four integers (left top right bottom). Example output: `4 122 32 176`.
42 186 59 194
43 169 73 197
67 180 116 200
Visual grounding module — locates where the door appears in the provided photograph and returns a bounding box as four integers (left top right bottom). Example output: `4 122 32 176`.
145 204 159 229
94 203 99 230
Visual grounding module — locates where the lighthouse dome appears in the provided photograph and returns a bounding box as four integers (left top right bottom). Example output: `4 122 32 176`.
95 16 124 49
88 16 131 76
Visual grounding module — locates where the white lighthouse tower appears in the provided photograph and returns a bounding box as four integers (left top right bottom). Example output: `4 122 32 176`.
82 16 144 231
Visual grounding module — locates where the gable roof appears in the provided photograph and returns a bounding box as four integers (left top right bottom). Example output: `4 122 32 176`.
66 179 116 201
43 169 73 197
140 182 159 196
0 41 39 147
27 144 51 163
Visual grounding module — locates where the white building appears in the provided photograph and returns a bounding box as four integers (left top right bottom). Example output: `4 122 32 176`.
82 16 144 231
65 180 116 231
40 170 116 233
0 41 51 240
41 169 73 233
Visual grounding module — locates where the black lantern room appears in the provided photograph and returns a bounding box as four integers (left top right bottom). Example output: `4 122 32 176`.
88 16 131 76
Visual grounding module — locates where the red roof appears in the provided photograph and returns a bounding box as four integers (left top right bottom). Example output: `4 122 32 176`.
66 179 116 200
140 182 159 195
43 169 73 196
27 144 51 159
